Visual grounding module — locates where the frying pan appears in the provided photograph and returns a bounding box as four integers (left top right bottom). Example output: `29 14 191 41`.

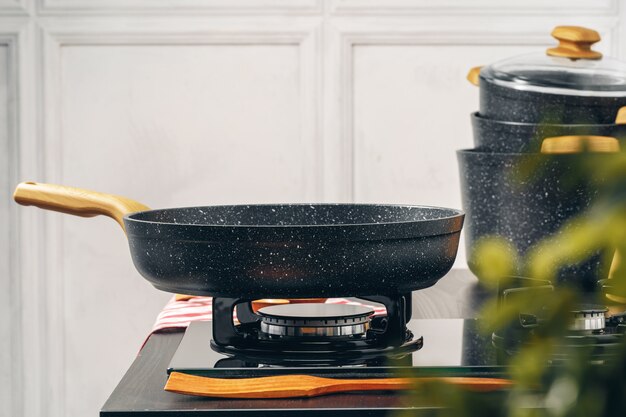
13 182 464 298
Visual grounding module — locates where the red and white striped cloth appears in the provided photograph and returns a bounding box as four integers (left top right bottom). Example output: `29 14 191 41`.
151 296 387 333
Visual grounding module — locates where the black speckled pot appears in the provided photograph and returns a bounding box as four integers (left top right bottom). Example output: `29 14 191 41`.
471 112 626 153
479 78 626 124
124 204 464 298
457 149 611 288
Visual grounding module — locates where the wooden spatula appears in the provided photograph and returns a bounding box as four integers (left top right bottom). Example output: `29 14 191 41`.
165 372 512 399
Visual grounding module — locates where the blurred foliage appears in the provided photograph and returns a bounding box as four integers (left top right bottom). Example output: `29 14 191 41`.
470 237 519 289
402 142 626 416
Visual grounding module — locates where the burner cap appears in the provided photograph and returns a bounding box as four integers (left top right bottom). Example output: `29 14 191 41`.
570 304 608 332
257 303 374 339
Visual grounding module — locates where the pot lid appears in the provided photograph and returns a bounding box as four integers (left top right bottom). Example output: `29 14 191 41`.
480 26 626 97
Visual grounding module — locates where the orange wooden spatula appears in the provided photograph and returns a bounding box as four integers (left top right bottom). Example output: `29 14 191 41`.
165 372 512 399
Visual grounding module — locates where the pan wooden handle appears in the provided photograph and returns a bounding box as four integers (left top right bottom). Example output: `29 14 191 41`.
13 182 150 232
164 372 512 399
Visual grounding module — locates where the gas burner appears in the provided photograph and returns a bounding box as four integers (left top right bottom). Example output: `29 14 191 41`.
258 303 374 339
208 294 421 364
492 278 625 362
570 304 607 332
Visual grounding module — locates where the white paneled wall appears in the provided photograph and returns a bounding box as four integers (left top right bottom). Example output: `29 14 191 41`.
1 1 624 416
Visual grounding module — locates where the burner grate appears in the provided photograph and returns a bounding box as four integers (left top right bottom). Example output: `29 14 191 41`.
210 294 417 360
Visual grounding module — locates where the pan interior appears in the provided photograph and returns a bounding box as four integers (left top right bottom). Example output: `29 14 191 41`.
127 204 462 227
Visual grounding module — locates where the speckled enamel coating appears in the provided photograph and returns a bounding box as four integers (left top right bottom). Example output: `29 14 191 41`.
457 150 610 288
123 204 464 297
471 112 626 153
479 77 626 124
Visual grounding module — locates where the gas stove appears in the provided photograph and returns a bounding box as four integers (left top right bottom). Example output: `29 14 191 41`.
168 287 626 380
169 293 499 379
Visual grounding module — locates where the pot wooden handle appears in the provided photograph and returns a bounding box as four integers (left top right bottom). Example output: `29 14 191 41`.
13 182 150 232
164 372 512 399
546 26 602 60
540 135 620 154
467 66 482 86
616 107 626 125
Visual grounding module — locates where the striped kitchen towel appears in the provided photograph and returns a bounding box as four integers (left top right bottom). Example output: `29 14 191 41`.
151 296 387 333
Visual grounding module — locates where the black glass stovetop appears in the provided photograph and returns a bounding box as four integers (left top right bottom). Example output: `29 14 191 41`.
168 319 508 379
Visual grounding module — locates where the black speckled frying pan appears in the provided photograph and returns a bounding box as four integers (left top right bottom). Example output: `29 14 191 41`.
13 182 464 298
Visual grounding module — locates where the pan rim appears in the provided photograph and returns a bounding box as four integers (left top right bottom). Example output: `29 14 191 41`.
123 203 464 229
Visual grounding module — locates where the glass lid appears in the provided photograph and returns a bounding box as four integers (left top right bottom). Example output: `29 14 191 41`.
481 26 626 97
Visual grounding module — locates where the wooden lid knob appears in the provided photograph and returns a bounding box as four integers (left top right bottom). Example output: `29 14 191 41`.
540 135 619 154
546 26 602 60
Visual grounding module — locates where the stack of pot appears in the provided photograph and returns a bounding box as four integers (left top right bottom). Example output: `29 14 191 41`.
458 26 626 289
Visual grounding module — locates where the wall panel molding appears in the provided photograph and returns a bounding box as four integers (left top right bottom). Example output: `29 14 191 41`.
330 0 617 16
619 0 626 60
0 31 19 417
37 0 323 15
39 16 324 197
0 16 38 417
0 0 28 15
